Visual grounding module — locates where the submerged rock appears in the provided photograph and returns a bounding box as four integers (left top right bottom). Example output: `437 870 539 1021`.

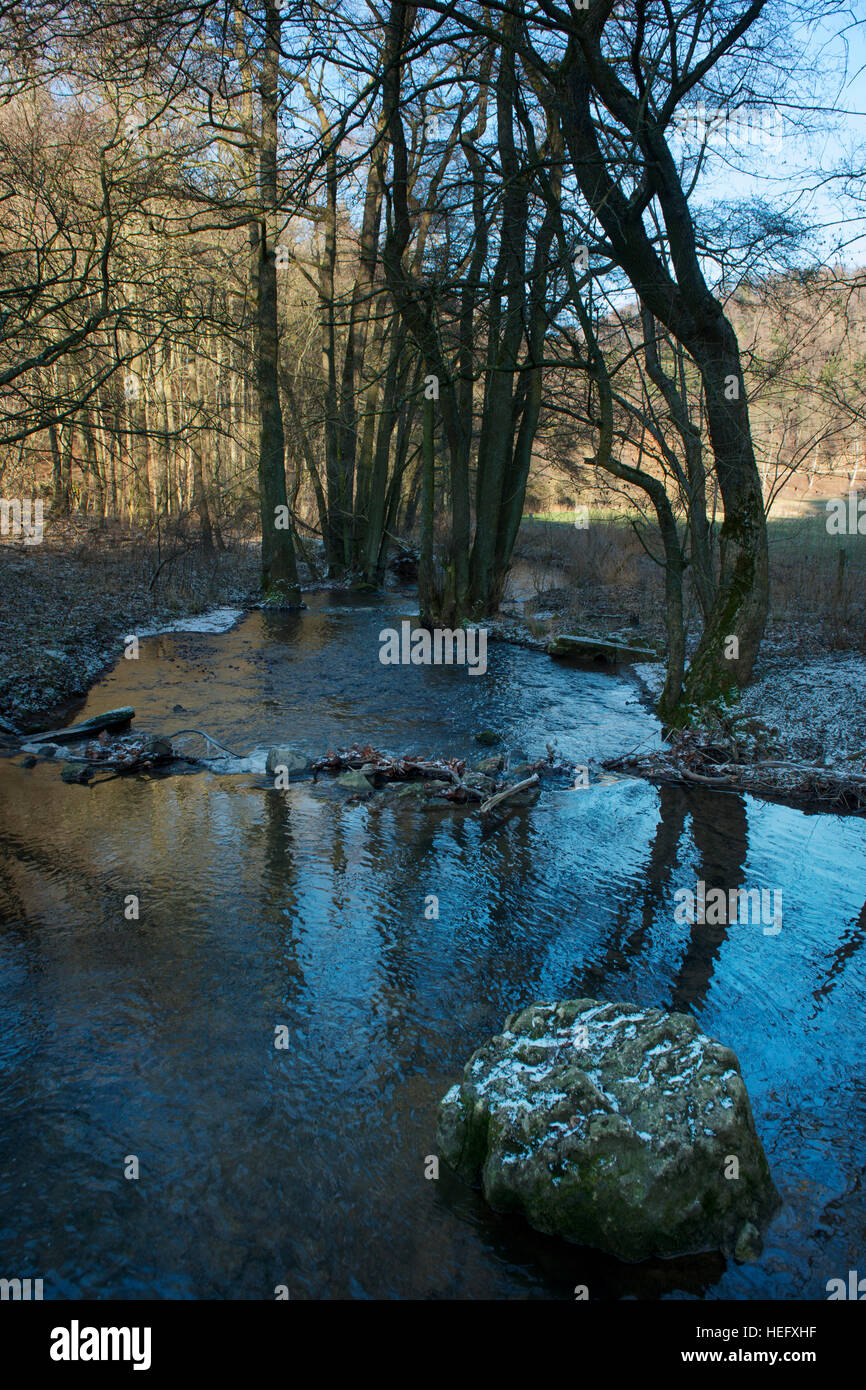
265 747 312 780
61 763 93 784
437 998 780 1263
462 772 496 795
367 780 453 812
508 761 539 781
474 729 501 747
393 780 447 804
336 768 373 793
473 754 505 775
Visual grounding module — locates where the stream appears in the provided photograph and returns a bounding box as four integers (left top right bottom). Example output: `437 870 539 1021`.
0 590 864 1299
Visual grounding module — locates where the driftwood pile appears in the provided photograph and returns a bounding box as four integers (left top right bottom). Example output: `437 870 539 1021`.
76 729 173 774
311 743 545 817
14 708 556 819
14 707 175 780
605 726 866 812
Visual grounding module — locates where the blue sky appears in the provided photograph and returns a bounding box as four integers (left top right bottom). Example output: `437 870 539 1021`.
685 9 866 266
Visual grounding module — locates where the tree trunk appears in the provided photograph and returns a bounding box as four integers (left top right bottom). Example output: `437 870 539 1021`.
254 0 301 602
418 394 435 626
550 53 769 711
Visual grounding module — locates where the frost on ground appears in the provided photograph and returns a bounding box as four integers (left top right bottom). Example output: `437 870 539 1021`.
438 998 780 1263
733 653 866 766
137 606 244 637
636 654 866 766
625 651 866 808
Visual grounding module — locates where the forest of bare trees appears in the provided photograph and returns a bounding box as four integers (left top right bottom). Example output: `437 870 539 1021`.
2 0 863 718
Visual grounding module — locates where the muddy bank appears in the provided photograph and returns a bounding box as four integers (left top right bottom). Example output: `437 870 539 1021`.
0 522 259 727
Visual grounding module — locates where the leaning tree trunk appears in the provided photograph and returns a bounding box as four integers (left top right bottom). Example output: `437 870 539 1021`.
679 335 768 710
548 53 769 717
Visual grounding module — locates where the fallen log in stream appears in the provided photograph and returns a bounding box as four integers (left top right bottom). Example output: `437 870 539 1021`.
479 773 540 817
27 706 135 745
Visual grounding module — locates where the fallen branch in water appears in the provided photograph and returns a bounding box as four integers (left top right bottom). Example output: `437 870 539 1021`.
679 767 735 786
479 773 540 817
28 706 135 745
720 758 866 783
311 744 468 785
604 752 866 810
168 729 241 759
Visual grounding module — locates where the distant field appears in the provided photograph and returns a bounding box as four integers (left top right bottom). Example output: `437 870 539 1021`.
524 503 866 564
525 507 633 527
517 499 864 644
765 505 866 565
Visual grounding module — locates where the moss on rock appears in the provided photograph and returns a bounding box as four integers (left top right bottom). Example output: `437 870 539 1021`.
437 998 780 1263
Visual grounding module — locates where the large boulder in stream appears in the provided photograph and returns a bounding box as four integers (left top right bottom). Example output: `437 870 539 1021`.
437 998 780 1263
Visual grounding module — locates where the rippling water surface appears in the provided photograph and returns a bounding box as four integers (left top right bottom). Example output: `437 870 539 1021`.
0 593 863 1298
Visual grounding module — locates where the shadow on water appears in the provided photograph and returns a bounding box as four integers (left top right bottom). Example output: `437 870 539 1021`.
0 592 864 1299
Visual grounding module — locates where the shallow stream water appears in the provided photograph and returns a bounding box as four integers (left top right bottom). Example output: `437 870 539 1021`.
0 592 863 1299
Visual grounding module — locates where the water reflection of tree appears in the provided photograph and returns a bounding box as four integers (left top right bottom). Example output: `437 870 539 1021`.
572 784 691 996
354 799 542 1068
260 787 306 1002
670 791 749 1015
809 897 866 1019
562 785 750 1015
362 799 423 1032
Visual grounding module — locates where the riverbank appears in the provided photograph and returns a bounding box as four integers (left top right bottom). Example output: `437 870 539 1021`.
505 516 866 809
612 650 866 811
3 527 864 814
486 595 866 811
0 521 259 729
